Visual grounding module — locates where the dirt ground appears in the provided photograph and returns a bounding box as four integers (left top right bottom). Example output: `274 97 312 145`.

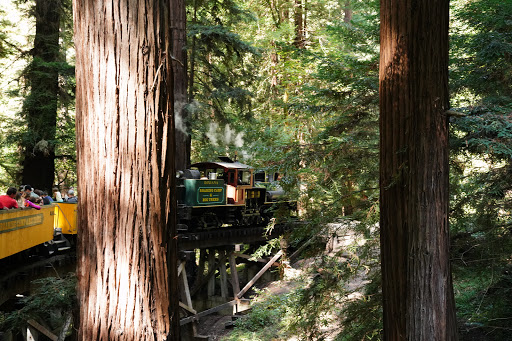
195 314 234 340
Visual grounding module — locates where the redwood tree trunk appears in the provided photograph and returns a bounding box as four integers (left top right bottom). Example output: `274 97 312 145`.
379 0 458 339
171 0 189 171
73 1 180 339
22 0 60 192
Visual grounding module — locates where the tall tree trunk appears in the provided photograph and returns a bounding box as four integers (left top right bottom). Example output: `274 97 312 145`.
343 1 352 23
379 0 458 339
22 0 61 191
171 0 189 171
293 0 304 48
73 0 180 339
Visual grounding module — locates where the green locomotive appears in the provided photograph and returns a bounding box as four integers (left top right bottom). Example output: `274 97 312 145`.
177 157 291 230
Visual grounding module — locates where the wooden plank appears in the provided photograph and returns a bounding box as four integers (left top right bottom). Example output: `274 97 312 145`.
236 250 283 299
181 264 193 310
229 252 240 297
289 233 321 261
219 250 228 298
207 250 216 297
179 299 251 326
233 252 268 263
177 261 185 277
27 319 58 341
179 301 197 315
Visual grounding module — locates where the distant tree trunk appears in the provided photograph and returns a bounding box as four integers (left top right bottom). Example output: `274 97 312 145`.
21 0 61 191
171 0 189 171
379 0 458 339
293 0 305 48
73 0 180 340
343 1 352 23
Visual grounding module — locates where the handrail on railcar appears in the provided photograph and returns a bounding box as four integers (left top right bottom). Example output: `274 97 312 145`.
54 203 74 231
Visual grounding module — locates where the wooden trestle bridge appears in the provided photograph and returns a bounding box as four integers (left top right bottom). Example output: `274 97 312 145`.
177 223 294 340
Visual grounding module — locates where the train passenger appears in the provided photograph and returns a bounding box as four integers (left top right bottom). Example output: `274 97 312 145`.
23 192 41 210
41 191 53 205
52 187 63 202
27 191 42 204
23 185 41 200
62 188 69 201
0 187 19 209
66 189 78 203
34 189 44 199
15 192 23 207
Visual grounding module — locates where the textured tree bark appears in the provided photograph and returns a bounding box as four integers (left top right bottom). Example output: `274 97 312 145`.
171 0 189 171
379 0 458 339
73 0 180 339
21 0 60 192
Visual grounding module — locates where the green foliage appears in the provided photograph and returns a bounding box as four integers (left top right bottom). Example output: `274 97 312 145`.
0 114 20 188
449 106 512 238
232 289 291 336
449 1 512 332
0 6 23 186
223 2 383 340
450 0 512 106
450 106 512 160
0 274 77 335
0 9 15 59
250 238 282 260
0 0 76 188
222 288 293 340
187 0 262 162
453 256 512 339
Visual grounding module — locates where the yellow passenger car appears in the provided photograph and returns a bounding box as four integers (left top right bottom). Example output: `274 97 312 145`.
0 205 55 259
53 203 78 235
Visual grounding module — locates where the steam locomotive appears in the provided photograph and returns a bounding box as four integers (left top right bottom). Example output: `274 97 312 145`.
177 157 294 231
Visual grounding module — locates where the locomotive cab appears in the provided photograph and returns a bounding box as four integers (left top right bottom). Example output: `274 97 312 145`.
178 157 268 229
190 160 259 206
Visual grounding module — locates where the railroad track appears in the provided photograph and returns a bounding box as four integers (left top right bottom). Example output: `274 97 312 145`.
178 222 295 250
